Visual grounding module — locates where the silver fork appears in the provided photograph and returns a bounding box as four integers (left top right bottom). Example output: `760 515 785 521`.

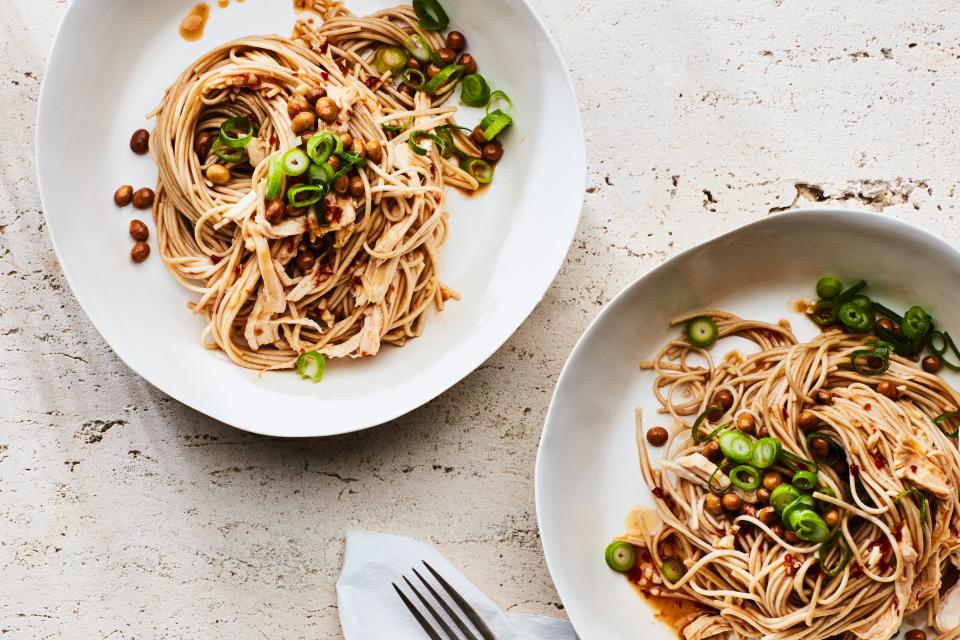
392 560 497 640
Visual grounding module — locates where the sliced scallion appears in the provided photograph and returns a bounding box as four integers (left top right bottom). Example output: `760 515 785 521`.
729 465 761 491
718 431 753 464
792 470 819 492
401 68 427 91
486 89 513 113
661 558 686 583
408 130 446 157
218 116 255 149
818 531 851 577
211 139 245 163
460 74 491 107
404 33 433 63
684 316 718 349
750 437 781 469
424 64 465 95
374 46 407 75
934 411 960 438
282 148 310 176
769 484 801 513
295 352 325 383
412 0 449 31
479 108 512 140
895 488 928 532
287 184 325 207
265 154 283 201
307 132 341 166
816 277 842 300
459 156 494 184
691 405 726 443
603 541 636 573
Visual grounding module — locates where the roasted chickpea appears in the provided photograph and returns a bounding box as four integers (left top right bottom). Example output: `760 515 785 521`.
426 62 442 79
365 140 382 162
922 355 942 374
194 130 215 159
823 509 840 527
471 125 487 146
703 441 723 463
445 30 466 51
315 97 339 123
797 410 819 431
287 95 311 118
457 53 477 75
481 141 504 163
340 132 353 149
205 164 231 186
757 507 777 525
905 630 928 640
810 437 830 459
406 57 423 71
771 523 785 539
714 389 734 411
296 251 316 271
305 86 326 104
756 424 770 438
762 471 783 491
114 185 133 207
736 413 755 434
129 128 150 154
286 205 304 218
333 175 349 195
291 111 317 135
434 47 457 66
814 389 833 405
129 219 149 242
327 155 342 172
876 381 899 399
722 493 742 512
130 241 150 263
832 461 849 475
784 530 800 543
132 187 155 209
705 493 723 515
350 138 366 159
756 488 771 504
876 317 895 334
265 200 285 224
349 176 364 198
646 426 668 447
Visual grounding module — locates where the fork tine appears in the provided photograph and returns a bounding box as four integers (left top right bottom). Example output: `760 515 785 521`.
422 561 497 640
393 582 443 640
403 576 460 640
412 567 480 640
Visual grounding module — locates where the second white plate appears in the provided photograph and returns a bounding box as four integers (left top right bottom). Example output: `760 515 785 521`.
535 209 960 638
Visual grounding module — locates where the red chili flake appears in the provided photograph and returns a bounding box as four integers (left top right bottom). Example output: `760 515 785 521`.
234 263 243 277
320 42 329 54
893 524 903 542
784 554 800 576
269 134 279 148
910 464 918 473
870 451 886 470
850 463 861 476
652 487 665 500
320 71 330 80
365 76 381 90
864 403 872 411
210 255 222 264
782 406 789 421
336 60 348 74
639 549 652 563
327 205 343 223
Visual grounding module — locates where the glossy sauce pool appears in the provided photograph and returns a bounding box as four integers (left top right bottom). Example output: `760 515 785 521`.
179 3 210 41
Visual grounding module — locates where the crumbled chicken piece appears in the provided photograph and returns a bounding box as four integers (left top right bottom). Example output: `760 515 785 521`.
893 433 952 498
682 615 732 640
936 580 960 632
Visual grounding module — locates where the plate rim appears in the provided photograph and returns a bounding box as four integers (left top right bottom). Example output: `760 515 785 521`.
533 208 954 635
34 0 587 437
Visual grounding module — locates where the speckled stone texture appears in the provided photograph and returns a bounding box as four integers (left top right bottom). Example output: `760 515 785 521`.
3 0 960 637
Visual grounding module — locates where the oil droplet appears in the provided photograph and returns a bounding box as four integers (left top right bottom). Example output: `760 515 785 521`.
179 3 210 41
217 0 229 7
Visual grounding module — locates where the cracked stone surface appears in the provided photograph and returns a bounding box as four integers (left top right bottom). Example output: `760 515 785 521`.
4 1 960 637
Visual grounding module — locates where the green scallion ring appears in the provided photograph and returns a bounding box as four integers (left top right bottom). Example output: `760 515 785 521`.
479 108 513 141
819 531 851 577
404 33 433 63
295 351 325 383
408 130 446 157
374 46 407 74
424 64 465 95
401 68 427 91
412 0 449 31
211 139 245 163
287 184 325 207
729 465 761 491
282 148 310 176
718 431 754 464
792 470 819 492
459 156 494 184
661 558 686 583
486 89 513 114
603 540 636 573
460 74 491 107
791 508 830 543
218 116 255 149
816 277 843 300
838 302 873 333
307 162 335 186
307 132 341 166
685 316 718 348
265 154 284 201
750 437 782 469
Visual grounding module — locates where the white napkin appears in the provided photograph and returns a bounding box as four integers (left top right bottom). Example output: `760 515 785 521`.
337 531 578 640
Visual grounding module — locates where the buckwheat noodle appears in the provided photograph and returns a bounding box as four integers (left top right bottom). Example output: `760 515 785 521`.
626 311 960 640
149 3 483 370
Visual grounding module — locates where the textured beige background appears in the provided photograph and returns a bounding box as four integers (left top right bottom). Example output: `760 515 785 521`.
3 0 960 638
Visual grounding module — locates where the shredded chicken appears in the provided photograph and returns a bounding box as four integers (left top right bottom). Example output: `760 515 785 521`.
357 307 384 357
893 433 952 498
682 615 732 640
937 580 960 632
243 289 280 350
659 454 756 503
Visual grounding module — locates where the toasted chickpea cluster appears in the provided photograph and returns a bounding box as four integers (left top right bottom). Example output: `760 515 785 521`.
115 130 158 262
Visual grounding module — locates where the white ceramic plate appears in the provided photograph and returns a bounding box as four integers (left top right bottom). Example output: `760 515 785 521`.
36 0 584 437
535 209 960 638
